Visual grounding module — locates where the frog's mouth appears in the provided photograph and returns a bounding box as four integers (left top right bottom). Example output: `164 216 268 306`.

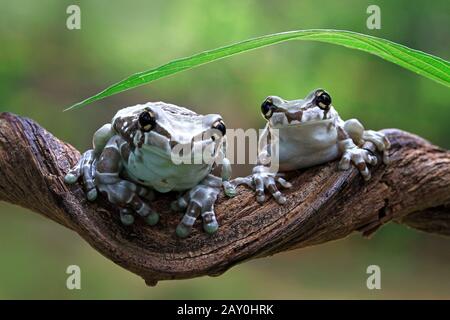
136 130 222 165
269 109 335 128
170 137 220 164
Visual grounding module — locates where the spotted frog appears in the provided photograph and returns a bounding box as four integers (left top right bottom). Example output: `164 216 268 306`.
235 89 390 204
65 102 235 237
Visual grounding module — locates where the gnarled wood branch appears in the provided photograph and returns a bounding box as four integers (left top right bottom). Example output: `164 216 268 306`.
0 112 449 286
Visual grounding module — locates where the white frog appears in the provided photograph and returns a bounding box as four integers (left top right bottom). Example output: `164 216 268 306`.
65 102 235 237
235 88 390 204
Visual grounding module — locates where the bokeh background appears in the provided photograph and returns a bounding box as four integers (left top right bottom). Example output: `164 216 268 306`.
0 0 449 299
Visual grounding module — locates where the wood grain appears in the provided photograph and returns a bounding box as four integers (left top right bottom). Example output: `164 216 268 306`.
0 112 449 286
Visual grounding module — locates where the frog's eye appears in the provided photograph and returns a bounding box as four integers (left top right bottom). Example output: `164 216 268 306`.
315 91 332 110
138 111 156 132
261 97 275 119
211 120 226 141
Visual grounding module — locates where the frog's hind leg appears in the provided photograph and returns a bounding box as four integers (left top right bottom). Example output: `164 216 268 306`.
98 176 160 226
344 119 390 164
230 167 292 205
176 198 203 238
65 150 98 201
171 192 189 212
95 137 159 226
337 126 378 181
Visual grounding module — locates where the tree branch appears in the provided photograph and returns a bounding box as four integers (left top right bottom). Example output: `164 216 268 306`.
0 112 449 286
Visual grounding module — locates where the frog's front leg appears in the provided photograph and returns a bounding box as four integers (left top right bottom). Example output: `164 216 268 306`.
343 119 391 164
95 137 158 226
173 175 224 238
337 125 378 180
230 126 292 205
233 166 292 204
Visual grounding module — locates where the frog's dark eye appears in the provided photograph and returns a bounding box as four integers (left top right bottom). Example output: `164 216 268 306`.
211 120 226 140
261 97 275 119
138 111 156 132
315 90 332 110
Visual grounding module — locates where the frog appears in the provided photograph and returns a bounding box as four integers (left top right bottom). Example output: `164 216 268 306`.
234 88 390 204
64 102 235 238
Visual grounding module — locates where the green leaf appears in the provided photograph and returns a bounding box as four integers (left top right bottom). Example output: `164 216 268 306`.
66 29 450 111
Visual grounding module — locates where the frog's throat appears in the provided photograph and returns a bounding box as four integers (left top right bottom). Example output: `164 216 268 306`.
269 115 336 129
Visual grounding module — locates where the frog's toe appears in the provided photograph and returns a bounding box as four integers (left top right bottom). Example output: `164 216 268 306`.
265 177 287 205
254 176 266 203
276 177 292 189
120 213 135 226
362 130 391 164
222 180 237 197
273 192 287 204
202 211 219 235
366 154 378 166
86 188 98 201
176 201 201 238
119 208 135 225
354 151 372 180
65 161 82 184
338 153 352 170
137 187 155 202
135 202 151 217
176 224 192 238
203 220 219 234
231 176 254 189
64 173 78 184
356 162 371 181
224 185 237 197
170 200 182 212
171 195 188 212
145 211 160 226
383 152 390 165
256 190 266 204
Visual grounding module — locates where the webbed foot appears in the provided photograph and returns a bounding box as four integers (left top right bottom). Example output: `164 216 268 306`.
174 175 223 238
64 150 98 201
339 123 388 180
64 150 158 226
362 130 391 164
232 165 292 205
343 119 390 165
338 145 378 180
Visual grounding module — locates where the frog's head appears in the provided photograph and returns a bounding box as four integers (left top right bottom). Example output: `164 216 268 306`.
111 102 226 161
260 88 337 128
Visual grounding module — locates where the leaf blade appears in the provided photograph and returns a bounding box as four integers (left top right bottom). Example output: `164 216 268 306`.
66 29 450 111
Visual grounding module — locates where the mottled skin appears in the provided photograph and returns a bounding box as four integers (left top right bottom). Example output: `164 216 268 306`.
65 102 235 237
235 89 390 204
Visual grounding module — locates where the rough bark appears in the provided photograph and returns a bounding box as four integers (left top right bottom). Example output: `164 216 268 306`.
0 112 449 286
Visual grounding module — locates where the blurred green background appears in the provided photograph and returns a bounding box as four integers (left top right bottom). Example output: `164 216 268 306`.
0 0 449 299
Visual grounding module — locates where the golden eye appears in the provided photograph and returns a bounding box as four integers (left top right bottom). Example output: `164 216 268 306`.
138 111 156 132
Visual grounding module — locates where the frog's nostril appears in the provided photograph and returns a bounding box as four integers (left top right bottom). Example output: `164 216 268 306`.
286 110 303 123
